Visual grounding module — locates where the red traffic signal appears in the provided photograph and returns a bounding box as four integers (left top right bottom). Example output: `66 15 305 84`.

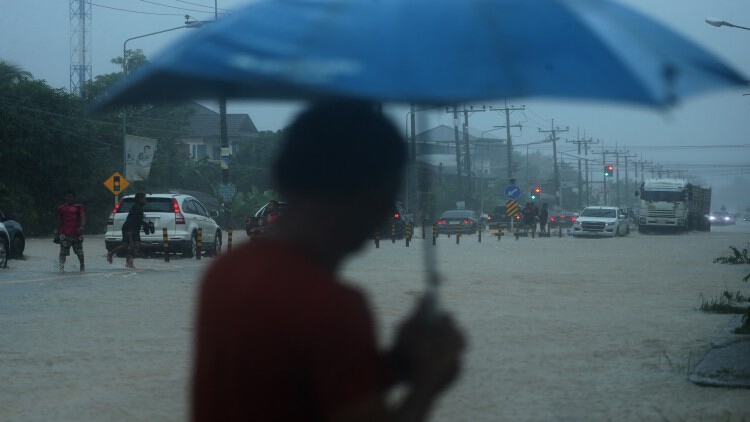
533 187 542 194
604 164 614 177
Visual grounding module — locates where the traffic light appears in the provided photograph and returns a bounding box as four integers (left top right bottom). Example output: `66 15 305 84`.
531 186 541 200
604 164 614 177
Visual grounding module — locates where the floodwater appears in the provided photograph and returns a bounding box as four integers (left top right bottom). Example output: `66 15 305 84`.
2 224 749 421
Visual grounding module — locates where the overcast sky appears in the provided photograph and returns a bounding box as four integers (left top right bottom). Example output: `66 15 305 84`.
1 0 749 203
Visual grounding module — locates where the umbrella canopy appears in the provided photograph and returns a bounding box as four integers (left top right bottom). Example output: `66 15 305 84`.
94 0 746 110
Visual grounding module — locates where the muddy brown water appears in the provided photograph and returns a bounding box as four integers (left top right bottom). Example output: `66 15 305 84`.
2 225 749 421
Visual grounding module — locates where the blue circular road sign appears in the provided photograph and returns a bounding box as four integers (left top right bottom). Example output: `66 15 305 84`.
504 184 522 200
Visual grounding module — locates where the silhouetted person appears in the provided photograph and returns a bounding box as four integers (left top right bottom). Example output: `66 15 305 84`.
107 192 147 268
539 203 549 234
192 102 465 421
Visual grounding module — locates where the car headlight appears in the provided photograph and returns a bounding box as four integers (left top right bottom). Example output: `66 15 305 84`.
606 221 616 226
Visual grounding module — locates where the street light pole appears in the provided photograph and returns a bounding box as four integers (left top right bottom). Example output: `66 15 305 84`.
121 18 203 182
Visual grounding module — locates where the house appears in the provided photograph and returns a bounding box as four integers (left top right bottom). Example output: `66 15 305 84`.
181 102 259 161
413 124 507 178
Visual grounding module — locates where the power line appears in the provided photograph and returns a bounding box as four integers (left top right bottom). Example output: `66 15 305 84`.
92 0 232 16
91 3 185 16
173 0 233 12
135 0 221 14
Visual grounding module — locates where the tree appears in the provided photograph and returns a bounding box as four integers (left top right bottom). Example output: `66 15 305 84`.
0 60 32 87
0 68 112 234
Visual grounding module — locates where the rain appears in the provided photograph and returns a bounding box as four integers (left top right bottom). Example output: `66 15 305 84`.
1 0 749 420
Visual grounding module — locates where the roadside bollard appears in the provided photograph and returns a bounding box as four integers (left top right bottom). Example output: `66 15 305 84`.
422 220 426 239
559 225 563 238
478 225 482 243
531 225 536 239
196 228 202 260
497 226 502 241
391 223 396 244
515 225 520 241
162 228 169 262
432 224 437 246
375 229 380 248
405 224 411 247
456 231 460 244
227 229 232 253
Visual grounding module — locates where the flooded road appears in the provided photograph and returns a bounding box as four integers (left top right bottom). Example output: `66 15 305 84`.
2 225 749 421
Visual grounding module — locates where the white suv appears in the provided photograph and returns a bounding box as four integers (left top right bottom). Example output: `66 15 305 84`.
105 193 222 257
572 206 630 237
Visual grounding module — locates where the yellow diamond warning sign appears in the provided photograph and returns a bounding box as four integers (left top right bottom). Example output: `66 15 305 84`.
103 172 130 195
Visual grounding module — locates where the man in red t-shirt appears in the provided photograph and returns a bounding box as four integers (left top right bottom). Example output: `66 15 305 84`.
192 102 465 421
56 189 86 272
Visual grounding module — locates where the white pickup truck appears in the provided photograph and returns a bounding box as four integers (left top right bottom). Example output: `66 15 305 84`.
572 206 630 237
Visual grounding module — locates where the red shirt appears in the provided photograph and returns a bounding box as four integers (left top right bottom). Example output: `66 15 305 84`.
57 203 85 236
192 239 385 421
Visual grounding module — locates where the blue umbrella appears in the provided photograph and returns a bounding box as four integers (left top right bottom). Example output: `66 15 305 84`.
95 0 746 110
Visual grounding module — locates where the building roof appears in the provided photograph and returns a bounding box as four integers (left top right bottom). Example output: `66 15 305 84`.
185 102 258 139
414 124 505 144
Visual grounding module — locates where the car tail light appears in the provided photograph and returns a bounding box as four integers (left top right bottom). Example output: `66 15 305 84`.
437 219 447 225
514 214 521 220
570 217 576 222
394 213 400 219
173 198 185 224
487 215 492 221
107 200 123 225
549 217 556 223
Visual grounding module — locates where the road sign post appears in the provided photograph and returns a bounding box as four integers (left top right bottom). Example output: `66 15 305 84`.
103 172 130 205
506 199 520 232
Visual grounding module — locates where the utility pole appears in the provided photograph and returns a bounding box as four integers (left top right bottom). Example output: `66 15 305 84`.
623 151 637 208
581 138 598 206
409 103 417 211
489 101 525 180
462 105 486 197
601 145 607 205
602 145 624 206
615 142 622 208
446 105 487 201
539 120 569 207
216 0 232 231
566 130 597 209
448 105 463 198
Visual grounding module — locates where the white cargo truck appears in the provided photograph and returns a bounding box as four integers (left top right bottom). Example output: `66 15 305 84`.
636 178 711 233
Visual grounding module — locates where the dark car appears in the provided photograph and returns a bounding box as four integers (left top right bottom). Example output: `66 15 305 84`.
436 209 480 235
246 201 287 236
487 206 521 230
377 201 415 239
548 211 578 229
708 211 736 226
0 209 25 259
